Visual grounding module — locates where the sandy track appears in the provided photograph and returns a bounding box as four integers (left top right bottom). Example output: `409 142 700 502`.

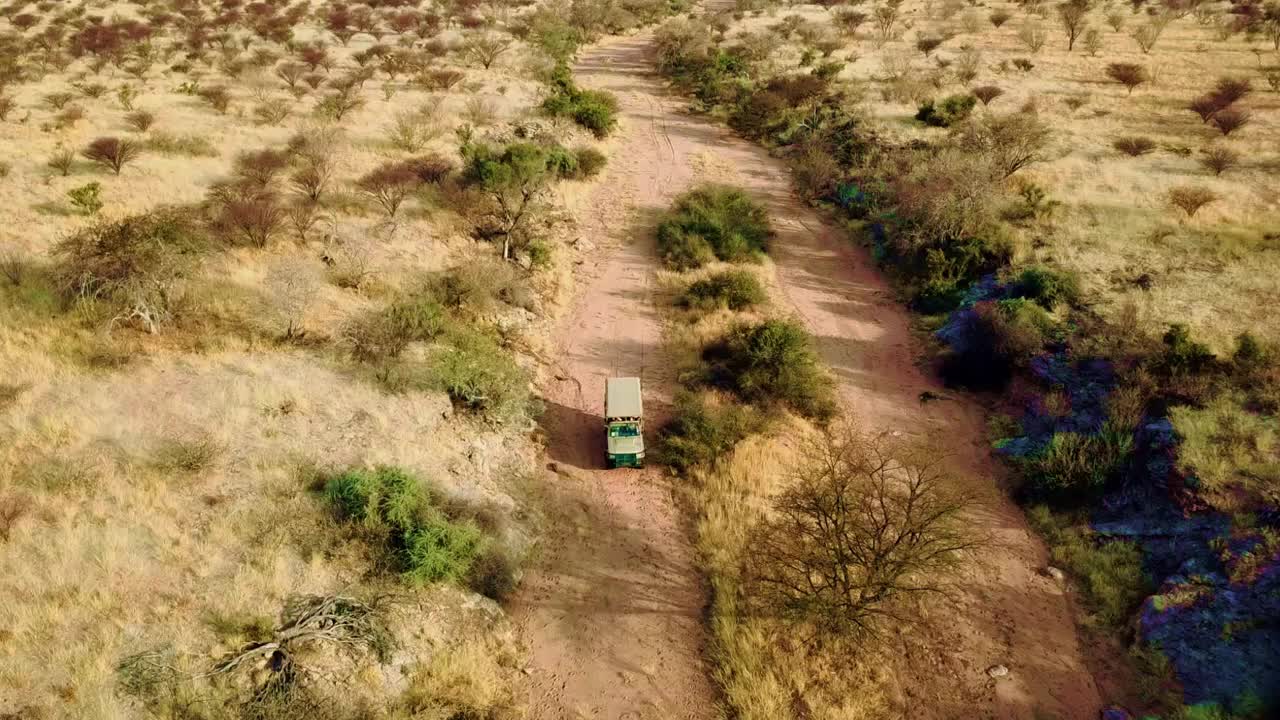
513 30 1104 720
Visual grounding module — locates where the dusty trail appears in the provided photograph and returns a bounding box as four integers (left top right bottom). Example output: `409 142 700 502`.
512 29 1104 720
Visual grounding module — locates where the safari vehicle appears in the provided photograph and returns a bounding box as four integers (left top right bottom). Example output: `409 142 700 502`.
605 377 644 469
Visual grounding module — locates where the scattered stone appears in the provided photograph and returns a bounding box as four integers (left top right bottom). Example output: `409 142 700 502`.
1044 566 1066 582
986 664 1009 679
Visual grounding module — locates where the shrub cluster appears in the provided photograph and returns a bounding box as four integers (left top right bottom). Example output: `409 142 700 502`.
323 466 514 596
541 63 619 138
657 185 772 270
701 319 835 419
657 391 766 472
915 93 976 127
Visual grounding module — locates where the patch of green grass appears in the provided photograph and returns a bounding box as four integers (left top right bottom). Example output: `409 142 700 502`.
657 185 772 270
1172 392 1280 511
1018 426 1134 505
1028 505 1152 630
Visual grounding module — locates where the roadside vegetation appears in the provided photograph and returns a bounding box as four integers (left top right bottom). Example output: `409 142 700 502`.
654 185 984 719
655 2 1280 717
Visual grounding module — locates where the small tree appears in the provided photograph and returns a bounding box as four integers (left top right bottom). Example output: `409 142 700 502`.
745 430 982 643
1199 144 1239 175
873 3 900 45
956 112 1053 178
48 147 76 176
1167 185 1218 218
275 61 306 89
1188 94 1220 122
1131 22 1162 53
1058 0 1092 50
1105 62 1148 95
462 32 512 70
83 136 142 174
1211 107 1250 136
973 85 1004 105
356 161 420 217
1082 27 1103 55
461 141 557 261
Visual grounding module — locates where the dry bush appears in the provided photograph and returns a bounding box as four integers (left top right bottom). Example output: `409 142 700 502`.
1105 62 1148 94
0 491 31 542
0 95 14 121
197 85 232 113
1211 107 1250 136
990 9 1012 26
1199 144 1239 175
744 429 982 644
47 146 75 176
356 161 421 217
1131 21 1164 52
1113 136 1157 156
234 148 289 187
125 109 155 132
417 68 465 91
955 112 1053 178
872 3 900 45
1057 0 1090 50
1017 19 1049 52
1167 185 1218 218
209 184 287 246
82 136 142 174
387 105 442 152
916 35 944 56
53 209 205 332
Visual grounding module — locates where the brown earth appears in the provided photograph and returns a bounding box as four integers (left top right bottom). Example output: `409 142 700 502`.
512 28 1105 720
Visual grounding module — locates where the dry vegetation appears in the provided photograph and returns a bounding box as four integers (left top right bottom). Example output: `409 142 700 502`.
0 0 653 713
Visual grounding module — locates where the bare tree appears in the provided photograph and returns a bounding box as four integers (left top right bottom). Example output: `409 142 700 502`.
266 258 320 340
744 430 983 643
1199 144 1239 175
1058 0 1092 50
462 32 512 69
956 112 1053 178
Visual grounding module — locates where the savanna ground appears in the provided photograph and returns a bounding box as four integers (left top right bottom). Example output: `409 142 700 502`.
0 0 657 714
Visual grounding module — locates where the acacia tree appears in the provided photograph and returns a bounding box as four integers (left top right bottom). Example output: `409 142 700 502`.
462 32 512 69
462 142 557 261
356 161 420 217
83 136 143 174
744 430 982 643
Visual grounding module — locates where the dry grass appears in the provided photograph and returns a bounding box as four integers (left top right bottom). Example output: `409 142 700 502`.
0 0 609 713
692 427 891 720
726 0 1280 348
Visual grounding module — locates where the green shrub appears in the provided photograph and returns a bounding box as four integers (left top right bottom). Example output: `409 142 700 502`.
658 391 766 471
941 298 1055 389
541 64 619 138
1019 426 1134 505
915 94 977 127
67 182 104 216
323 466 490 587
573 146 607 178
1028 506 1152 629
701 319 835 419
679 269 766 311
345 295 447 366
657 185 772 270
428 326 533 422
1014 265 1080 310
1159 323 1217 377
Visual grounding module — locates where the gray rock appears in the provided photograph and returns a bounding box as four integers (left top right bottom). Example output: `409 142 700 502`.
986 664 1009 679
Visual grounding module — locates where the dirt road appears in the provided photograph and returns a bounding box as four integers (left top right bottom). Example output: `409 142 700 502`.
512 30 1104 720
